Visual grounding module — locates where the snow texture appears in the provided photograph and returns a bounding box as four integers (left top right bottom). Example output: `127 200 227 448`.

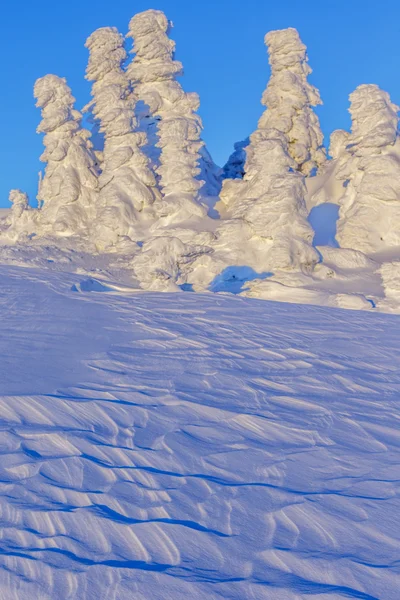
0 265 400 599
85 27 160 250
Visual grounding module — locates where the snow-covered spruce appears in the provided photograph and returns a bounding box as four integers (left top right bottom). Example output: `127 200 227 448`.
259 27 325 175
222 139 249 180
134 105 222 202
127 10 207 229
187 129 319 292
223 26 325 201
333 85 400 253
212 29 322 275
85 27 160 250
5 189 36 240
34 75 99 237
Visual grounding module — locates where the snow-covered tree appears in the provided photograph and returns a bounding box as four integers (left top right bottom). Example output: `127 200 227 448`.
329 129 349 160
211 29 320 280
257 28 325 175
34 74 99 237
222 139 249 180
211 130 319 277
222 27 325 201
9 189 29 222
85 27 160 249
332 84 400 253
127 10 207 227
5 189 37 240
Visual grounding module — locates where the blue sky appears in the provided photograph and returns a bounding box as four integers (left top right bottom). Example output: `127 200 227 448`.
1 0 400 207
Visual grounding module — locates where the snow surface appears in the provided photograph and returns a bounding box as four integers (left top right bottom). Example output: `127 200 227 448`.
0 265 399 599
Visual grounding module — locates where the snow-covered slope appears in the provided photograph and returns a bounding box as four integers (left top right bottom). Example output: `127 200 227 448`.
1 264 399 599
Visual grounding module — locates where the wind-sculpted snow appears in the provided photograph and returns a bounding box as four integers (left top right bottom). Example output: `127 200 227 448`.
0 265 400 599
85 27 159 249
33 75 99 238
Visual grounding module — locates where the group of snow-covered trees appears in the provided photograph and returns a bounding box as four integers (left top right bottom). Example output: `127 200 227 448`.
5 9 400 297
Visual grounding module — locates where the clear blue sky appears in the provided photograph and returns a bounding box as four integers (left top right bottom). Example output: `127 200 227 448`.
1 0 400 207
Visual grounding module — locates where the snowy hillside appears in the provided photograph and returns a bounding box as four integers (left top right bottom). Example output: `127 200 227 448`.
0 265 400 599
2 8 400 313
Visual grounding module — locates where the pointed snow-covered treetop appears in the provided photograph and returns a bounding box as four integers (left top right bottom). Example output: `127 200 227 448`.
34 74 99 237
85 26 159 250
331 84 400 253
127 10 206 227
251 27 325 177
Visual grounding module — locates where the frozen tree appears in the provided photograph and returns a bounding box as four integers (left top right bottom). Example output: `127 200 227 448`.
5 189 37 239
222 139 249 180
332 85 400 253
209 29 321 281
9 189 29 223
221 27 325 202
34 75 99 236
127 9 207 227
222 131 318 271
247 28 325 177
85 27 160 249
329 129 350 160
